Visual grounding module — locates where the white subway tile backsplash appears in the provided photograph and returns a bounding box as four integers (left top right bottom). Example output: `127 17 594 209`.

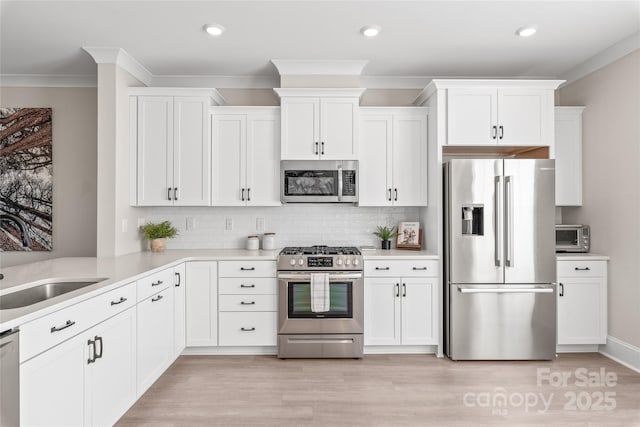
144 205 419 250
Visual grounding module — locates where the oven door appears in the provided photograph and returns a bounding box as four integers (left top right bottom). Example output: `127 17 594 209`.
278 272 363 334
555 227 580 252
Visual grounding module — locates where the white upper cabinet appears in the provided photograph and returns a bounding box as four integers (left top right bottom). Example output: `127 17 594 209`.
275 88 364 160
554 107 584 206
211 108 281 206
130 88 224 206
417 80 561 147
359 108 428 206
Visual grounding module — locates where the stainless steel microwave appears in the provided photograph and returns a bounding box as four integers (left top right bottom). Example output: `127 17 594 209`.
281 160 358 203
555 224 590 253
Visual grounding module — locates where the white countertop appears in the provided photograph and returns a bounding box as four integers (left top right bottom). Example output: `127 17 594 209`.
556 253 610 261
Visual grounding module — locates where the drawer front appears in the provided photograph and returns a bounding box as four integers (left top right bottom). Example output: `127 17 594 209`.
93 281 136 317
137 268 173 302
365 260 438 277
557 260 606 278
219 312 277 346
218 261 276 278
218 278 277 295
219 294 277 312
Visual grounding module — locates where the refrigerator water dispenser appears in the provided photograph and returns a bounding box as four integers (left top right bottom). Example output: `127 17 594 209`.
462 205 484 235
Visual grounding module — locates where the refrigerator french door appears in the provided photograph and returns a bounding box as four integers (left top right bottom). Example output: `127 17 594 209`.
444 159 556 360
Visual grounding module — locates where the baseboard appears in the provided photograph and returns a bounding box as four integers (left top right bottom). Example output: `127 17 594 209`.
364 345 437 355
599 335 640 374
556 344 600 353
182 346 277 356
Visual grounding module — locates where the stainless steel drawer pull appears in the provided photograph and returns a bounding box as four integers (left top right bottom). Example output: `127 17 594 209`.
375 267 390 271
240 267 255 271
51 320 75 333
240 301 256 305
240 284 256 288
151 295 163 302
151 280 163 286
412 267 427 270
110 297 127 306
240 327 256 332
574 267 590 271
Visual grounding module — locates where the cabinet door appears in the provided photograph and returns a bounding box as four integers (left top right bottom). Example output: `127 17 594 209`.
554 108 583 206
281 97 320 160
173 263 187 357
401 278 437 345
359 114 392 206
212 114 246 206
557 277 607 344
173 97 210 206
137 287 174 396
447 88 497 145
320 98 359 160
186 261 218 346
21 334 86 427
392 114 428 206
85 307 137 427
246 111 282 206
497 88 552 146
136 96 174 206
364 278 401 346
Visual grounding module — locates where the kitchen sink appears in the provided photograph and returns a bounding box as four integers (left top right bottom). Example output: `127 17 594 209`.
0 279 107 310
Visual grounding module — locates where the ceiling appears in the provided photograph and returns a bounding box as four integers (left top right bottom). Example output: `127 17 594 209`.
1 1 639 87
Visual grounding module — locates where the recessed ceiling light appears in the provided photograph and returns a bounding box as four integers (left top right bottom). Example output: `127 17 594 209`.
203 23 225 37
516 25 537 37
360 25 381 38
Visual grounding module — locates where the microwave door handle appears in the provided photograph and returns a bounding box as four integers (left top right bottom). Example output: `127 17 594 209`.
337 165 343 202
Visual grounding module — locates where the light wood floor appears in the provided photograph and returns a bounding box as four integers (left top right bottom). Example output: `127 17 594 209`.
117 353 640 426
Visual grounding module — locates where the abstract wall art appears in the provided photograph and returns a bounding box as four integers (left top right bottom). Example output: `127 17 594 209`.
0 107 53 251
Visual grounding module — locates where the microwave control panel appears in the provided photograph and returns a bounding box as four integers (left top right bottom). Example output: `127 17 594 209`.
342 170 357 196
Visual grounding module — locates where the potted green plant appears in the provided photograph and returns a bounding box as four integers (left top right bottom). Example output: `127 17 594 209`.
140 221 178 253
373 226 398 250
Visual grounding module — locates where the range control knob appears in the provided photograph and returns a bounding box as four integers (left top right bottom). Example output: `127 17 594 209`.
353 259 360 266
345 258 352 265
289 259 296 266
298 259 305 266
336 258 343 265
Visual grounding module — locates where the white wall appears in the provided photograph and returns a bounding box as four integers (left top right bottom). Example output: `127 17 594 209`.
0 87 97 267
558 50 640 348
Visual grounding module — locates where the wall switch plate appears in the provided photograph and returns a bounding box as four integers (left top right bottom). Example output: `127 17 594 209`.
121 218 128 233
225 218 234 231
186 217 195 230
256 217 265 232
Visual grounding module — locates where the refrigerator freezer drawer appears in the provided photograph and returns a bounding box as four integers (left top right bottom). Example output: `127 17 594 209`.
448 284 556 360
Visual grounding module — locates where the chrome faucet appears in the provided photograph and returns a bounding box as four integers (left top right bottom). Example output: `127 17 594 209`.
0 213 32 247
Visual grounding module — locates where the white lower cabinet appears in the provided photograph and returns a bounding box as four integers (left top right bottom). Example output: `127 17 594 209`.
557 260 608 345
185 261 218 346
364 260 438 347
173 263 186 357
21 306 137 427
136 287 174 396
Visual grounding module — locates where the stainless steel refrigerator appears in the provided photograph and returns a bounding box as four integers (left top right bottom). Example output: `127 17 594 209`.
444 159 557 360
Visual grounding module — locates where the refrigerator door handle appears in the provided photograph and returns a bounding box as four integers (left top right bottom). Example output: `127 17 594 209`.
494 176 503 267
457 286 554 294
505 175 514 267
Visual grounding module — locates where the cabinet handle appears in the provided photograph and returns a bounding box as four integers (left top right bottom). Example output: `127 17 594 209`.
151 295 163 302
151 280 163 286
175 272 181 287
240 301 256 305
412 267 427 271
574 267 590 271
87 338 97 364
247 188 251 202
402 283 407 297
559 283 564 297
388 188 392 201
167 188 172 201
375 267 390 271
240 284 256 288
499 125 504 140
95 336 103 360
394 188 398 201
174 187 178 201
110 296 127 306
492 125 497 140
395 283 400 297
321 141 325 155
241 188 245 202
240 267 256 271
241 327 256 332
315 142 319 155
51 320 75 333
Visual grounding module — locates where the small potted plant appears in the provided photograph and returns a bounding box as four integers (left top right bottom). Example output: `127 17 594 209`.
373 226 398 250
140 221 178 253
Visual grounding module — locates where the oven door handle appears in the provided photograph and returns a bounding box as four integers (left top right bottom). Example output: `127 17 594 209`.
277 273 363 280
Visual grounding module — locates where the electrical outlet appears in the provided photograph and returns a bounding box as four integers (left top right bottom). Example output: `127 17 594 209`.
225 218 234 231
256 217 265 232
121 218 128 233
186 217 195 230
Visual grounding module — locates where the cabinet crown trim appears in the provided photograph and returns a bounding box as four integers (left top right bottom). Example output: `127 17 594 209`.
128 87 226 105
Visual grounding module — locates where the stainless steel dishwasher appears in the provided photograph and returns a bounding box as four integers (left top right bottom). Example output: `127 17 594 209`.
1 328 20 427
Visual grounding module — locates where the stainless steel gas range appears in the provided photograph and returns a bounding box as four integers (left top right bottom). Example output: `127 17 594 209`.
277 246 364 359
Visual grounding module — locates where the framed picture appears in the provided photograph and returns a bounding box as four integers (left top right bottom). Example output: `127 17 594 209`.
397 222 422 250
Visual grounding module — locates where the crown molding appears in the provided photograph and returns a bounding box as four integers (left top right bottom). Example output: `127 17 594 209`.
271 59 369 76
128 87 226 105
152 74 279 89
82 47 153 86
360 76 432 89
274 87 366 98
0 74 97 87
